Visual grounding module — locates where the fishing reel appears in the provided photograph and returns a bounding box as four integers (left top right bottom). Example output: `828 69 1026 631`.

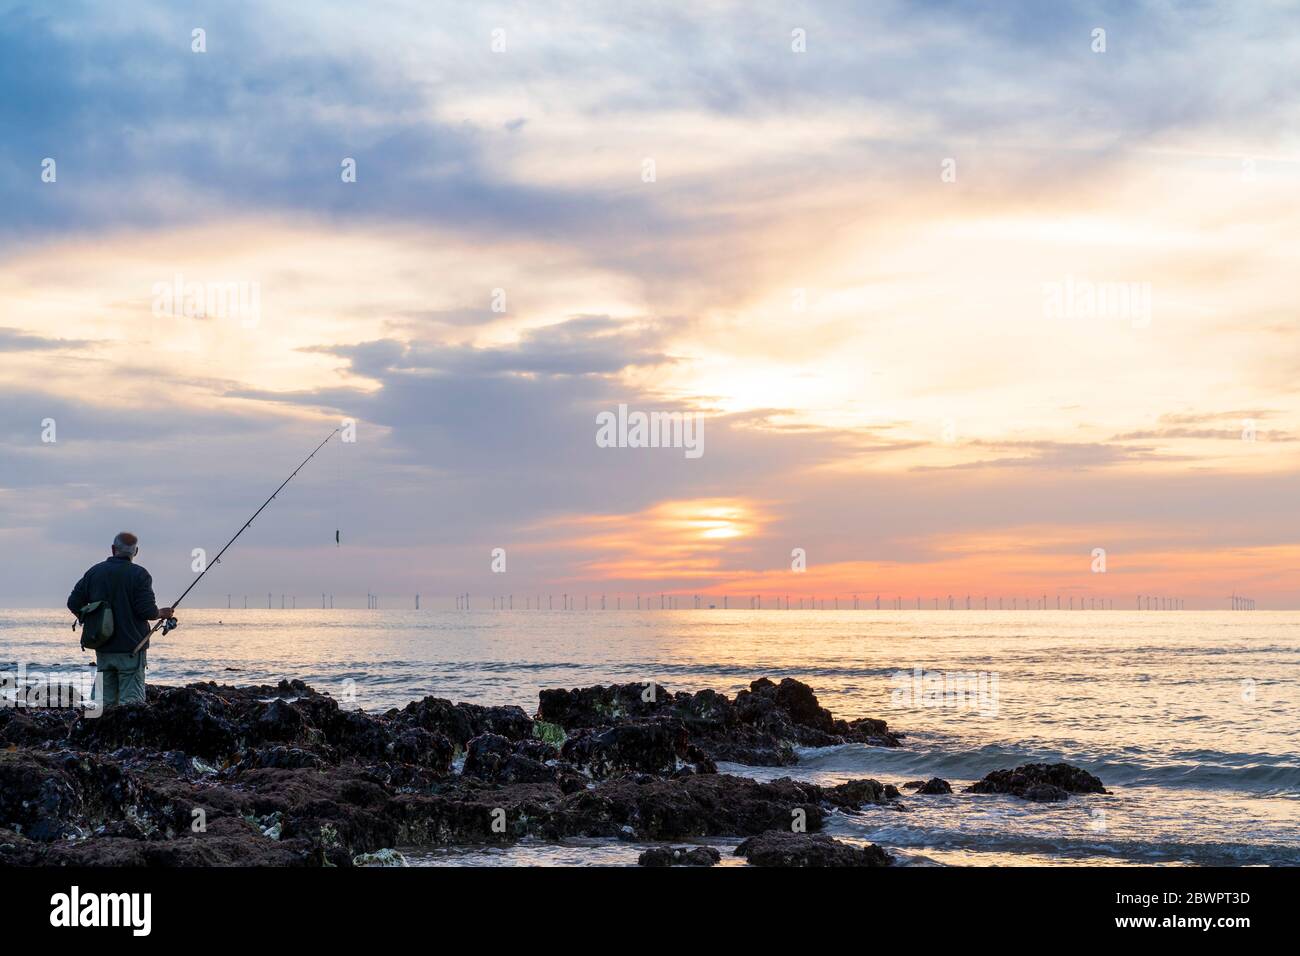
160 616 179 636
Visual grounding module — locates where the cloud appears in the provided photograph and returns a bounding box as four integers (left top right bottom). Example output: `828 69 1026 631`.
0 327 92 351
911 439 1177 471
295 319 681 389
0 2 667 252
2 1 1300 606
5 0 1297 254
1111 427 1295 442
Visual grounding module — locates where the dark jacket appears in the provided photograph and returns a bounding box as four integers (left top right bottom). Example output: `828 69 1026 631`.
67 556 159 654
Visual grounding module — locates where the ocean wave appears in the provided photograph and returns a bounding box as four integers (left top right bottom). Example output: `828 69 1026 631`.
848 821 1300 867
783 740 1300 795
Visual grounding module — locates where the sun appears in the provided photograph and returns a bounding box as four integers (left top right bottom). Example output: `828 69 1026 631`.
681 503 753 541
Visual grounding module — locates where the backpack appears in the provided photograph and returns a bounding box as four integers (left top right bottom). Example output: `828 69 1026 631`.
77 600 115 650
77 562 131 651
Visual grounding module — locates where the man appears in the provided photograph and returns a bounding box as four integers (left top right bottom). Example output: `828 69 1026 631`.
67 532 174 707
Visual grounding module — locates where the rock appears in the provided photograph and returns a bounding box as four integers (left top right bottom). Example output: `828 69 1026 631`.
677 745 718 776
844 717 903 747
513 738 560 763
0 750 138 842
353 847 408 867
0 751 89 841
674 688 732 722
734 831 892 867
537 676 900 767
387 728 454 771
254 698 311 743
462 733 512 776
95 817 153 840
0 708 77 748
966 762 1108 800
638 845 721 867
0 677 909 866
769 678 833 732
386 779 563 846
463 733 556 785
256 810 284 839
823 778 902 809
915 777 952 795
495 754 558 785
71 687 241 761
560 721 689 779
537 683 670 729
1022 783 1071 802
393 697 534 749
707 677 902 757
545 773 827 841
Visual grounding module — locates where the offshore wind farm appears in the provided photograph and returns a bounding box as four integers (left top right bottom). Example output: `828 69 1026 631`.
200 591 1233 612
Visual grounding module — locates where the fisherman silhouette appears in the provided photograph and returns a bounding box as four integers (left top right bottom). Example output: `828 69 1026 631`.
67 532 175 707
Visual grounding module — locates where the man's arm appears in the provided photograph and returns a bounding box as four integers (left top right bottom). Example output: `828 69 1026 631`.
130 568 165 620
67 572 88 616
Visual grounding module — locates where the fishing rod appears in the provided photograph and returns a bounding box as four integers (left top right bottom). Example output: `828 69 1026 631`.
132 427 341 653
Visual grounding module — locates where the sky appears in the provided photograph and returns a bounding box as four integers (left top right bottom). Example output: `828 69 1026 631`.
1 0 1297 609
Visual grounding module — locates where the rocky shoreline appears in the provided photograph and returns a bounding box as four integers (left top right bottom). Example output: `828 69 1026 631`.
0 676 1106 867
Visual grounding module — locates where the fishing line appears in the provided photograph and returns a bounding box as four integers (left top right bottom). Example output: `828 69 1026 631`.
131 427 341 653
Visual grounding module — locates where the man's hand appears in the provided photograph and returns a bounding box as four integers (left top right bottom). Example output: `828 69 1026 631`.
157 607 175 619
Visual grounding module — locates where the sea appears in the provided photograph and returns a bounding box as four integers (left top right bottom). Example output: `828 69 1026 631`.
3 608 1297 867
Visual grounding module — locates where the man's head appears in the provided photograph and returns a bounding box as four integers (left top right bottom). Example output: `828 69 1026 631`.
111 531 139 560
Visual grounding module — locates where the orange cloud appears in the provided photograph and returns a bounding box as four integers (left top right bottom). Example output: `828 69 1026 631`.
532 497 764 584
